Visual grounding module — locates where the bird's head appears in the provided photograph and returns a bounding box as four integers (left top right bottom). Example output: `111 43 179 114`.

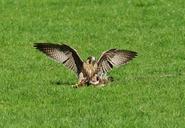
86 56 96 65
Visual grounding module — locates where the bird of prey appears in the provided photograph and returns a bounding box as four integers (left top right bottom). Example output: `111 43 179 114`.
34 43 137 87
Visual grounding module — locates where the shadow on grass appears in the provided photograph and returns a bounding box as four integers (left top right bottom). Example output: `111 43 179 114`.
50 80 74 86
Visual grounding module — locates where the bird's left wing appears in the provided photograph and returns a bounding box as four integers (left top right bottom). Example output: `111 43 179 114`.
97 49 137 73
34 43 83 75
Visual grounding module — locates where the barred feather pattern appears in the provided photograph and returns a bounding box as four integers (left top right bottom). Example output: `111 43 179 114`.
97 49 137 73
34 43 83 75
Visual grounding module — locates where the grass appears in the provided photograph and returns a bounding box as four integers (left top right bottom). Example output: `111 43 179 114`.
0 0 185 127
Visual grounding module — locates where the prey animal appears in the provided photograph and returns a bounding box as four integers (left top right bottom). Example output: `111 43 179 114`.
34 43 137 87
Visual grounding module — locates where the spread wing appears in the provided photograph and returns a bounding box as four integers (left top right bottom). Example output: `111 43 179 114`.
97 49 137 73
34 43 83 75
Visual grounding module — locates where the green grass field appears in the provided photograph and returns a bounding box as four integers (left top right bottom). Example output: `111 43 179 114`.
1 0 185 127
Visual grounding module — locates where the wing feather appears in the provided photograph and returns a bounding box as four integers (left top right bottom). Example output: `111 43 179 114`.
34 43 83 75
97 49 137 73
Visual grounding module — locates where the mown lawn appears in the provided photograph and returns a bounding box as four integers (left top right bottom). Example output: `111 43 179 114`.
0 0 185 127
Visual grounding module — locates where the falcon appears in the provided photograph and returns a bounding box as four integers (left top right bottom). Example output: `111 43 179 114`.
34 43 137 87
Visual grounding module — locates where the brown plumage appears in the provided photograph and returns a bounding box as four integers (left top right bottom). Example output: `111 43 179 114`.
97 49 137 73
34 43 137 87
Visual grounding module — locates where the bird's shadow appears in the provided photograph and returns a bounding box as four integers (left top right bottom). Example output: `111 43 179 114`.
50 80 75 86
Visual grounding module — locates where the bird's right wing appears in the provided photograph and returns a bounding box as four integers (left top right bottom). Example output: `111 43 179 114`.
34 43 83 75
